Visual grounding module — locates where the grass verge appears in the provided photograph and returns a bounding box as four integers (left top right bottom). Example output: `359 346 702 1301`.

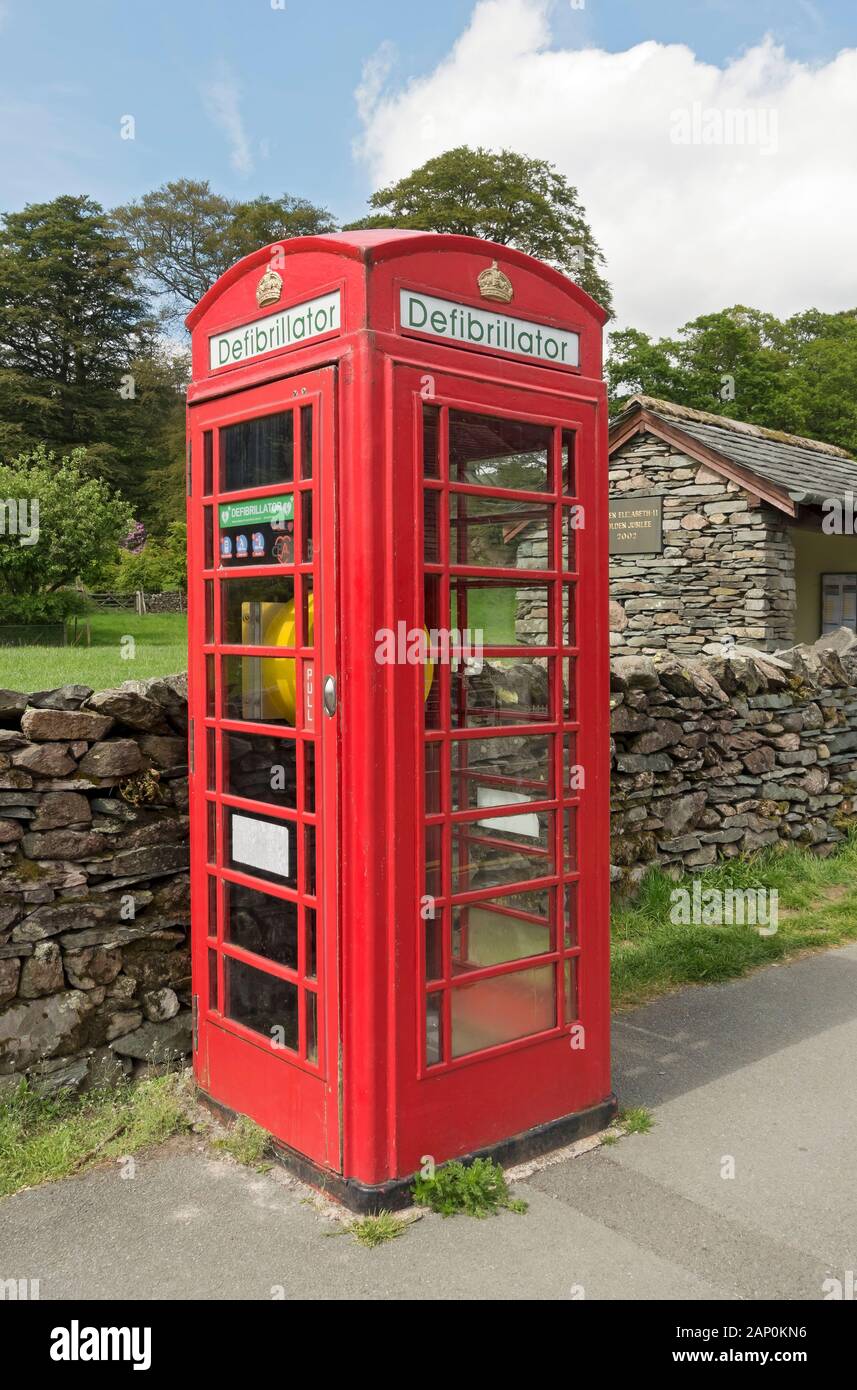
0 611 187 691
0 1072 192 1199
611 834 857 1010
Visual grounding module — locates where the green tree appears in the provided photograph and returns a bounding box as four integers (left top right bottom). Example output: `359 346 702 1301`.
347 146 613 315
0 195 152 463
606 306 857 456
0 445 133 606
97 520 188 594
113 179 338 322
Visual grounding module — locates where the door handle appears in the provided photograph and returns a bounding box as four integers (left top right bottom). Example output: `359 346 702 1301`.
323 675 337 717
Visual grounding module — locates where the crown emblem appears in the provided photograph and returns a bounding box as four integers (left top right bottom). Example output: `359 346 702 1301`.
256 267 283 308
477 260 513 304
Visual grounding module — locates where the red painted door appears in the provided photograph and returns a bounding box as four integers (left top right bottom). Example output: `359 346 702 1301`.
389 363 611 1172
187 366 340 1172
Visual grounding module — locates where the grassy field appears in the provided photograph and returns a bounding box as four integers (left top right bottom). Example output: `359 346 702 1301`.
611 834 857 1009
0 611 187 692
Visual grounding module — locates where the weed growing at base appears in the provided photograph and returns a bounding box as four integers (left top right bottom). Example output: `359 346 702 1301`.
412 1157 527 1218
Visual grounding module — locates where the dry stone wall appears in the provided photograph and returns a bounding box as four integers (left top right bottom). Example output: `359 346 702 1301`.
610 636 857 888
0 675 191 1097
3 634 857 1091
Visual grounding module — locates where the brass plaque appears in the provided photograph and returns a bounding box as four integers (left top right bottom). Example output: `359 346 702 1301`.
609 496 663 554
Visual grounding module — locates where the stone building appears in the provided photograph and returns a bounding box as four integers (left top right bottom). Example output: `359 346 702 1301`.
608 396 857 655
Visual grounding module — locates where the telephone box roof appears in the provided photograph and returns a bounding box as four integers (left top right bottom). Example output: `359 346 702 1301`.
185 228 609 331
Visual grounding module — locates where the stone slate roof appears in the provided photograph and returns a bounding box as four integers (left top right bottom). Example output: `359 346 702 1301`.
611 395 857 508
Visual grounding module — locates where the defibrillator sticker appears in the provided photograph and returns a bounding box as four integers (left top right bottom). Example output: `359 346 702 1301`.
219 495 294 567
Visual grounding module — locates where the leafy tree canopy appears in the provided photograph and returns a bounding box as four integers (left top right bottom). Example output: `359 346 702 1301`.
346 146 613 316
0 194 152 462
606 305 857 456
0 444 133 596
113 179 338 322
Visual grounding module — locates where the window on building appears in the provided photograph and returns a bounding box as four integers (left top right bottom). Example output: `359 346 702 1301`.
821 574 857 634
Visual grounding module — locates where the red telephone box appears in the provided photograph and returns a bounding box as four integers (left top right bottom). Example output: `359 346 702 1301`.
186 229 615 1208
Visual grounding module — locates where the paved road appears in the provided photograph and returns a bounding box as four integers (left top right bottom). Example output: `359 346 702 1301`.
3 944 856 1300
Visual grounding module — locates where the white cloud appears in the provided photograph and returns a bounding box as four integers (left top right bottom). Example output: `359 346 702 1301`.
354 0 857 336
201 62 254 177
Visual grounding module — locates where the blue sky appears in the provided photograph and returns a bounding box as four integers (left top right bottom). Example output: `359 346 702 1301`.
0 0 852 220
1 0 854 334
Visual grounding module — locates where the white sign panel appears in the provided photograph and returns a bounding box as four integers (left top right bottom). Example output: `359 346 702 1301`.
476 786 540 839
231 813 290 879
400 289 579 368
210 290 341 371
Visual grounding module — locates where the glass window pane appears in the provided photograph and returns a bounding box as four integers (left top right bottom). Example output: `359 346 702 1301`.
300 406 313 480
206 728 216 792
451 656 552 729
301 491 313 563
424 489 440 562
564 734 580 794
451 964 555 1058
563 658 577 721
203 431 213 495
564 883 578 948
208 948 218 1011
565 809 578 873
563 584 577 646
564 956 579 1023
423 404 440 479
450 494 552 570
562 429 576 494
222 577 296 646
452 810 554 895
425 824 442 899
206 655 215 717
225 955 298 1050
204 581 214 643
306 990 318 1062
207 874 218 938
223 655 299 726
426 992 443 1065
425 741 442 815
452 734 551 811
425 908 443 981
204 507 214 569
305 906 317 978
224 731 297 808
303 741 316 812
565 505 580 572
304 823 316 896
225 879 297 969
221 412 294 493
451 579 552 646
452 890 551 972
226 806 295 888
449 411 552 493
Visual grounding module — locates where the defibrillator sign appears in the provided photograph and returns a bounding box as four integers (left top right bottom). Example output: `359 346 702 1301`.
400 289 579 368
210 291 341 371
